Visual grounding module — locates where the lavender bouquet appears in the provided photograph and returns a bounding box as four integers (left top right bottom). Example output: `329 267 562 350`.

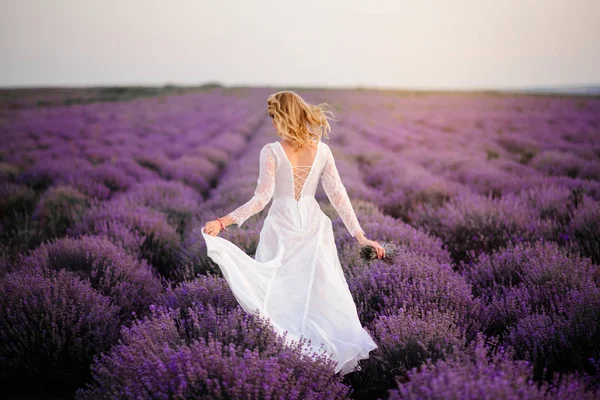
360 240 399 265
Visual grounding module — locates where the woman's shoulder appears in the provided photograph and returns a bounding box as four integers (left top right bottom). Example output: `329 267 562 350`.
318 140 331 155
261 142 279 159
264 141 277 150
266 141 281 150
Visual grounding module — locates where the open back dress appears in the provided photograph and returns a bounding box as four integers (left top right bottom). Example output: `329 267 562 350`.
201 140 378 375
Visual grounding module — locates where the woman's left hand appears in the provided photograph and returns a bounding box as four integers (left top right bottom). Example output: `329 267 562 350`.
356 233 386 259
203 220 222 236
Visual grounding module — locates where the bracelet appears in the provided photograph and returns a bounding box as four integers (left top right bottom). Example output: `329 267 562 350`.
217 217 227 231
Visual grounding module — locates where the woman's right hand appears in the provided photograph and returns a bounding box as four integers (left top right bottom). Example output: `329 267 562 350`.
203 220 222 237
357 234 385 259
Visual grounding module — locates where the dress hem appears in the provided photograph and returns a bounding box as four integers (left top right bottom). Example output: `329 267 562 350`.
336 342 378 376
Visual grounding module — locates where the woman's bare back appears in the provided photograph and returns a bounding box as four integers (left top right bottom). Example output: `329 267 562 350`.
278 140 319 167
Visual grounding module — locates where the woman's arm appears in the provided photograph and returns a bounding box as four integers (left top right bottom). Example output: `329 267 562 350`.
223 144 277 228
215 214 235 229
320 144 366 240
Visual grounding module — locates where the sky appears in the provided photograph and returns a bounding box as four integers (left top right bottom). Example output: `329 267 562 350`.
1 0 599 90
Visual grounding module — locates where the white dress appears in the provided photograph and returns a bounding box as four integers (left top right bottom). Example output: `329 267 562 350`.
201 140 378 375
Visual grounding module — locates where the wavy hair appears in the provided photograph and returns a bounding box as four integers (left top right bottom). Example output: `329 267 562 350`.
267 91 336 150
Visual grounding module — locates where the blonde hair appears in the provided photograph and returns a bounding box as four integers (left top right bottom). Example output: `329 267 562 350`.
267 91 336 150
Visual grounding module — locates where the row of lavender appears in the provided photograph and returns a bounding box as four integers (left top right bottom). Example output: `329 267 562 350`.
1 88 262 257
0 88 599 399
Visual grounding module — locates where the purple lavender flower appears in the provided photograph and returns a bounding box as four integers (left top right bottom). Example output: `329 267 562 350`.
348 247 475 328
20 235 164 319
70 200 182 279
388 335 600 399
32 185 90 238
0 269 121 391
75 303 350 399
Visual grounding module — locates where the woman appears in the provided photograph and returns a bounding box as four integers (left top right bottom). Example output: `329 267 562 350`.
201 90 384 375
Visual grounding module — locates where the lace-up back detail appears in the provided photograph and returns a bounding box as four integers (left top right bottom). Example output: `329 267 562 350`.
276 141 319 202
291 165 312 201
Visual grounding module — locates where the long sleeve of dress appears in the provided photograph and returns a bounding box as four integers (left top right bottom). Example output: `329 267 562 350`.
227 144 276 227
320 144 365 238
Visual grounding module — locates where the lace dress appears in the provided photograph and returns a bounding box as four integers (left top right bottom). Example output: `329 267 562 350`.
201 140 378 375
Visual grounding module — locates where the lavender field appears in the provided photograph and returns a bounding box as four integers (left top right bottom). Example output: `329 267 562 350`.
1 87 599 399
